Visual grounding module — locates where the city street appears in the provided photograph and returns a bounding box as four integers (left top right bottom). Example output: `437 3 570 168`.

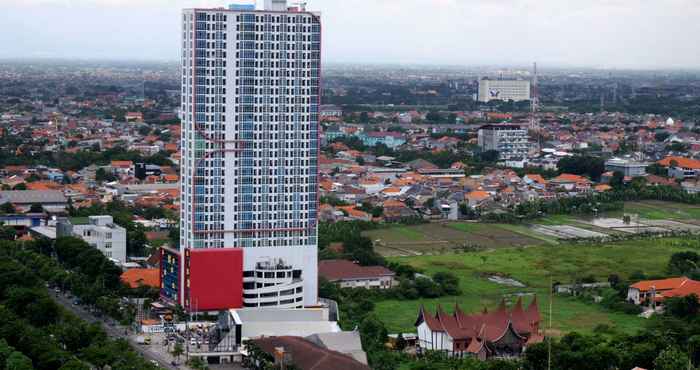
49 288 182 370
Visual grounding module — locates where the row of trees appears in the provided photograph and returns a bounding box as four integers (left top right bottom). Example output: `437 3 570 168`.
318 221 385 266
0 339 34 370
11 237 157 322
0 240 158 370
0 144 172 172
557 155 606 181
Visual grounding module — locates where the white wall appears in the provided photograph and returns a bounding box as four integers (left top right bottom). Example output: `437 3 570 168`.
73 224 127 264
242 246 318 307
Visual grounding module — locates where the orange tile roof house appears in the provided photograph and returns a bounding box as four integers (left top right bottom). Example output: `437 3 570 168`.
658 156 700 179
465 190 491 208
336 206 371 222
523 174 547 187
549 173 591 191
110 160 133 170
120 268 160 289
626 277 700 305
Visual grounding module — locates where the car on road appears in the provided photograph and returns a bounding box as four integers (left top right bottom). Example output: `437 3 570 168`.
137 336 152 345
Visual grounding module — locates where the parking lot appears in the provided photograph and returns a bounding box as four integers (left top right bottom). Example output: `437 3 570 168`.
132 321 239 368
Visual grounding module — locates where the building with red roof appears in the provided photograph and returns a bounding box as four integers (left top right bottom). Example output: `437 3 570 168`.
251 336 370 370
415 298 542 359
318 259 395 289
549 173 591 192
120 268 160 289
658 156 700 179
627 277 700 305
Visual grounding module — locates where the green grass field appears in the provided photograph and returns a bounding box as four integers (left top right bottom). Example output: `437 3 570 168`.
535 214 577 226
366 226 428 243
374 238 700 335
365 222 546 256
623 201 700 221
365 201 700 335
366 201 700 257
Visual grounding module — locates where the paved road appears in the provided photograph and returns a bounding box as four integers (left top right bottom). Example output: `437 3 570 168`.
49 289 180 370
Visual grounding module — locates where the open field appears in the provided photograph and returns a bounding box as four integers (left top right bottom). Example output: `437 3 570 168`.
368 201 700 335
374 237 700 335
368 201 700 257
623 200 700 222
365 222 549 256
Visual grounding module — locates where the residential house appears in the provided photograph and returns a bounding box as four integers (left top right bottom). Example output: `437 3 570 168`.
549 174 591 192
110 160 133 175
658 156 700 179
336 206 371 222
382 200 417 222
465 191 491 208
523 174 547 190
318 260 396 289
627 277 700 305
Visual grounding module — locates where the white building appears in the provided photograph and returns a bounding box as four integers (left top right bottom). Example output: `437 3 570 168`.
179 1 321 309
73 216 127 264
477 124 529 161
30 216 127 265
604 158 648 177
478 79 531 102
226 307 340 341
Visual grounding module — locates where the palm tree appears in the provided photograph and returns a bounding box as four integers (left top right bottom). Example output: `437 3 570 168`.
172 342 184 364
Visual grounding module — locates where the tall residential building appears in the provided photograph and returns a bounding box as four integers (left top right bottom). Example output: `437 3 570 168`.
478 78 531 102
477 124 529 161
167 0 321 312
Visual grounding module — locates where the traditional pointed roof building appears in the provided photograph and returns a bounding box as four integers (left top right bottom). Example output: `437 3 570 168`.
415 297 542 360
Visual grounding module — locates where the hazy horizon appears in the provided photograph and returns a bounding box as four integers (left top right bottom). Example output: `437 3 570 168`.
1 0 699 70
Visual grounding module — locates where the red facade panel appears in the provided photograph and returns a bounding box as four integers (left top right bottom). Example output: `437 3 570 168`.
187 248 244 311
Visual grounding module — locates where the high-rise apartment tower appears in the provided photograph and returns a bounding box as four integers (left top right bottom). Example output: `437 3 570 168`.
163 0 321 312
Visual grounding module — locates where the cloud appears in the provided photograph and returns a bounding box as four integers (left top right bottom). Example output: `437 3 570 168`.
0 0 698 68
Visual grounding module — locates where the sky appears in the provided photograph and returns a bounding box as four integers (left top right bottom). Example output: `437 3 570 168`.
0 0 699 69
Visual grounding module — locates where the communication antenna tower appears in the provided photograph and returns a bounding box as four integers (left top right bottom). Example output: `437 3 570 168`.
531 62 541 148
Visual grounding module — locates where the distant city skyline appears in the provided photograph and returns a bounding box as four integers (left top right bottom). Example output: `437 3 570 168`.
1 0 699 69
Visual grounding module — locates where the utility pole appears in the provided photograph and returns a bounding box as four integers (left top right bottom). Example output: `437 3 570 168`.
531 62 542 151
531 62 539 130
548 275 553 370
